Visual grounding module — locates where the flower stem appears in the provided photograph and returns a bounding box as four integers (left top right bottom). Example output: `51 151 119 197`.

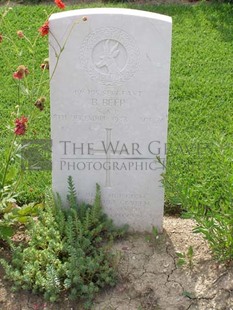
1 135 16 191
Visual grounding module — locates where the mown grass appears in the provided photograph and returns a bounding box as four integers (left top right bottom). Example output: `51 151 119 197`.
0 2 233 210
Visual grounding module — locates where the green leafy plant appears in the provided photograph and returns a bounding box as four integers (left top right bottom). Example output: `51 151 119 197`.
162 137 233 262
0 202 44 242
176 246 194 269
1 177 127 308
145 226 160 243
193 212 233 262
152 226 159 239
0 222 14 241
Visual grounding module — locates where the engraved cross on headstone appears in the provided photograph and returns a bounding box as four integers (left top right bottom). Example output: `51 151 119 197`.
93 128 120 188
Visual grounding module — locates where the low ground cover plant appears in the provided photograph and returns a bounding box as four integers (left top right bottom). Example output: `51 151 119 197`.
1 177 127 308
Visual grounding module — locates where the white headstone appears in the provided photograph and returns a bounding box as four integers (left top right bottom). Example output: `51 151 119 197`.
49 8 172 232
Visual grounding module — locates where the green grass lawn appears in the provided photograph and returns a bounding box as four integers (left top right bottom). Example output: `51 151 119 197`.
0 2 233 210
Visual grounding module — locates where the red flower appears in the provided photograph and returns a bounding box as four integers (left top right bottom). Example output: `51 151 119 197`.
13 65 29 80
39 21 49 37
0 34 3 43
14 116 28 136
13 72 23 80
54 0 65 9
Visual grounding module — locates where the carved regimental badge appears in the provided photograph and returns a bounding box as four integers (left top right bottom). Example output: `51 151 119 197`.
80 27 140 85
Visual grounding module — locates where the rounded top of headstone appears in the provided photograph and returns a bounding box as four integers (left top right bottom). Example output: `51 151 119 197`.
49 8 172 24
